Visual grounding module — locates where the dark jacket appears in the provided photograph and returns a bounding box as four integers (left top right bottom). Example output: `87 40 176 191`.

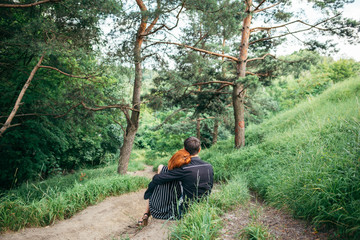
144 156 214 201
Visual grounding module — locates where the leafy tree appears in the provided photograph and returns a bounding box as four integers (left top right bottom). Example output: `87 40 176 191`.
156 0 360 148
109 0 186 174
0 0 123 188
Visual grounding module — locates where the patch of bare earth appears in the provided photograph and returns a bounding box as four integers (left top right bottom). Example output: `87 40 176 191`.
0 165 174 240
221 193 333 240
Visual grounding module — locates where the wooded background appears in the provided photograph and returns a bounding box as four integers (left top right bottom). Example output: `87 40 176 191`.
1 0 359 190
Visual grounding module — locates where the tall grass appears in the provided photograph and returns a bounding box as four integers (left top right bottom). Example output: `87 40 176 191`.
0 174 149 232
170 175 250 239
0 150 150 232
200 77 360 238
1 150 146 203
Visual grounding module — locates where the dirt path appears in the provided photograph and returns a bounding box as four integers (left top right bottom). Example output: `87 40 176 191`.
1 167 333 240
221 193 332 240
1 165 175 240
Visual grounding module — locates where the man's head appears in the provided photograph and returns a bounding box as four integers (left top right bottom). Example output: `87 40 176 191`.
184 137 201 156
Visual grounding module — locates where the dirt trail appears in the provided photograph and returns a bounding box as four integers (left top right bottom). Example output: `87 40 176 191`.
1 165 175 240
221 193 332 240
1 166 333 240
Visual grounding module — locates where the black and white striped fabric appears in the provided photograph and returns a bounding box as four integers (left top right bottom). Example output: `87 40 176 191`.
149 166 183 220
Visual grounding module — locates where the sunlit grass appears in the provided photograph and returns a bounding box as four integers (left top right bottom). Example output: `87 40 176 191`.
199 77 360 238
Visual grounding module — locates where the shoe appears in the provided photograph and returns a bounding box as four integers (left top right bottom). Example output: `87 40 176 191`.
137 213 150 226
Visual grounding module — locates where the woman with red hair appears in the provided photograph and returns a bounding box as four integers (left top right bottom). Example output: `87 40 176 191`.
138 149 191 226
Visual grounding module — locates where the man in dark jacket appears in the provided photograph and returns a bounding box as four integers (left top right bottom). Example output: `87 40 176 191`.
138 137 214 226
144 137 214 209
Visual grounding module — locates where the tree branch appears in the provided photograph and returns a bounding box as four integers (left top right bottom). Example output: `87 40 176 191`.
0 0 59 8
0 55 44 137
142 0 186 36
54 103 82 118
193 33 208 47
253 0 266 12
80 102 139 112
246 71 270 77
113 119 126 135
251 18 331 33
250 14 341 44
246 53 276 62
192 90 231 94
192 81 234 86
53 101 139 125
154 41 239 62
39 65 95 79
191 116 215 122
0 123 22 128
253 2 281 13
0 113 54 119
217 83 232 92
135 0 149 39
143 0 161 35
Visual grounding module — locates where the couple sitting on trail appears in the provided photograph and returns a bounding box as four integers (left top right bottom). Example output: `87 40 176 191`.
138 137 214 226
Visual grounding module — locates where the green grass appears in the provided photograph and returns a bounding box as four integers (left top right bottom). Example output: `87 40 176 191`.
239 222 274 240
170 175 250 239
239 205 275 240
0 149 149 232
199 77 360 238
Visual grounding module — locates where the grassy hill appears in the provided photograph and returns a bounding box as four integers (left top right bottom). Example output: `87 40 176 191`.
200 76 360 238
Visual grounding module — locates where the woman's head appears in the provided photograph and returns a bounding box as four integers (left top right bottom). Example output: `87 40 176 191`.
168 149 191 170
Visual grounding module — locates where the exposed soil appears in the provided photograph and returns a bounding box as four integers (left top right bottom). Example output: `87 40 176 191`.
221 193 333 240
1 166 334 240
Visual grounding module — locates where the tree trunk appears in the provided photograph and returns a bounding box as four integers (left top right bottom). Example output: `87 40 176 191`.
0 55 44 137
212 118 219 145
118 0 155 174
233 0 252 148
117 125 137 174
117 35 143 174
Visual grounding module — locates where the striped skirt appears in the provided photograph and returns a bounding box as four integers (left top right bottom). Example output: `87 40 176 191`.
149 166 183 220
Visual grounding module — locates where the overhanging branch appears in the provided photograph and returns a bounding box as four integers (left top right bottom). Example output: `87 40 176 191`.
250 14 341 45
0 55 44 137
0 0 59 8
39 65 95 79
153 41 239 62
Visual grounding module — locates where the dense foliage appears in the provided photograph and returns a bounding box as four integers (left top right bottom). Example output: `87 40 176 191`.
0 1 124 189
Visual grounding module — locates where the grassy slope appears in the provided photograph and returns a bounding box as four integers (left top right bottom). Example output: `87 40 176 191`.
199 76 360 238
